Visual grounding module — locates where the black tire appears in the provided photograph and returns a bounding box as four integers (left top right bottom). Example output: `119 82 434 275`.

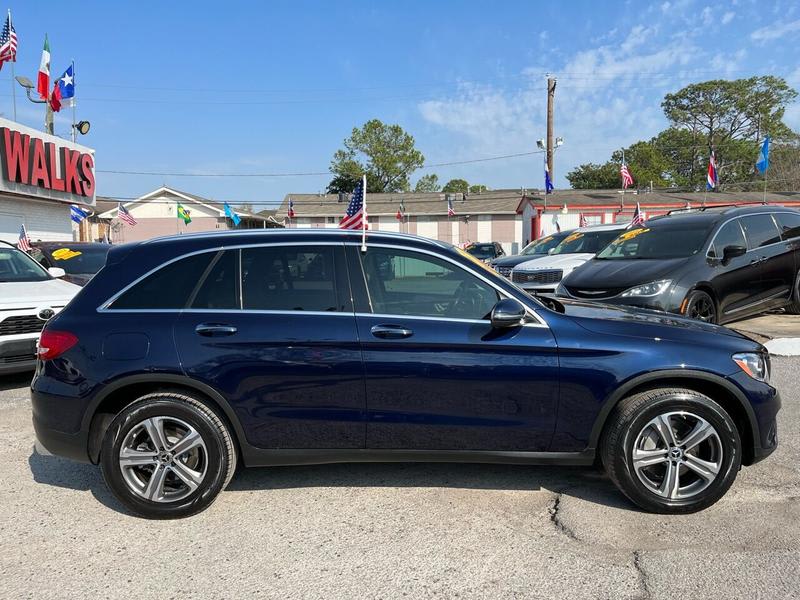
684 289 718 324
100 392 237 519
786 271 800 314
600 388 741 514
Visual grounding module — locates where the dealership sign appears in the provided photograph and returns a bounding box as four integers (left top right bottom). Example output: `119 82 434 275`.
0 117 95 206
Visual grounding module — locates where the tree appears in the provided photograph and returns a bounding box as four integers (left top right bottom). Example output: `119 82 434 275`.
442 178 469 194
565 162 620 189
328 119 425 193
414 173 441 192
469 184 488 193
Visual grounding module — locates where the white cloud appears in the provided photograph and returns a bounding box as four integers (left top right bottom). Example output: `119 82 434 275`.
701 6 713 26
721 11 735 25
750 18 800 42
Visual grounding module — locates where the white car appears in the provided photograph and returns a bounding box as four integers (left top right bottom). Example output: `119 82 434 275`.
0 241 82 374
510 223 628 294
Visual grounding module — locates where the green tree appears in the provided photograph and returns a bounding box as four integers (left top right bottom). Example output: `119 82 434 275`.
328 119 425 193
565 162 620 189
414 173 441 192
442 178 469 194
469 184 488 193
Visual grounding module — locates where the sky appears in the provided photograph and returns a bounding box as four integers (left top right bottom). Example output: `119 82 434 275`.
4 0 800 210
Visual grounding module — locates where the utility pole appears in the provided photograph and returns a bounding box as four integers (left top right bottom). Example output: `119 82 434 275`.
546 77 556 182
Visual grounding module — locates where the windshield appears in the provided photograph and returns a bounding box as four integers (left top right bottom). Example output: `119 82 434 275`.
466 244 496 259
43 245 111 274
597 224 713 260
551 229 623 255
521 232 567 255
0 247 51 282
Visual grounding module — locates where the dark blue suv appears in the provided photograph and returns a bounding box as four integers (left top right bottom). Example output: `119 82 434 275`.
32 229 780 518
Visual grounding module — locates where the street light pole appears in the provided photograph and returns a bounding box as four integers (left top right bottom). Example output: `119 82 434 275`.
14 76 54 134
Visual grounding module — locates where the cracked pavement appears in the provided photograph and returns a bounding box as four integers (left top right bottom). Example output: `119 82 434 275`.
1 358 799 599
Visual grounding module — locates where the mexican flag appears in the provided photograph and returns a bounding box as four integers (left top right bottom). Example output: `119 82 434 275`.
37 34 50 100
177 202 192 225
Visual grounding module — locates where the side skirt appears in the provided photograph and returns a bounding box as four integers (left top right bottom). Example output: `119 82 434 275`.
241 448 596 468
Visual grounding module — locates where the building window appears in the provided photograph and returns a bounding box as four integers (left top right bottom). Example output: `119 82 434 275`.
327 217 337 224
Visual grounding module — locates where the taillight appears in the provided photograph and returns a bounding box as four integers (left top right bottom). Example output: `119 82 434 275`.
37 329 78 361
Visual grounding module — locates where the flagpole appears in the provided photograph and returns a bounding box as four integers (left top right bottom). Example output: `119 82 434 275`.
71 60 76 143
8 10 15 121
361 174 367 252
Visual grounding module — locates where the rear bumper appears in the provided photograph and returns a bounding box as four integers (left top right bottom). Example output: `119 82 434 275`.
32 418 91 463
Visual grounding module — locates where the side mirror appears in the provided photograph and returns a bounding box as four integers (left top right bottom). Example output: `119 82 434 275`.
490 298 526 329
48 267 66 278
548 248 556 255
722 245 746 264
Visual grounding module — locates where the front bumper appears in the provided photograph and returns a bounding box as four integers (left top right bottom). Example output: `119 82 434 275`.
0 334 38 374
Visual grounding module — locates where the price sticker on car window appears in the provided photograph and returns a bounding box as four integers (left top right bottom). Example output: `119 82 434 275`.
51 248 83 261
456 247 499 275
563 232 584 243
616 228 650 242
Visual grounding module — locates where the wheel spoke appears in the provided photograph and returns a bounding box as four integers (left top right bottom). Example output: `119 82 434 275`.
144 465 169 501
683 454 720 481
632 448 669 469
119 447 158 467
660 460 681 499
680 420 714 451
143 417 170 451
170 461 203 492
170 428 203 457
652 414 678 447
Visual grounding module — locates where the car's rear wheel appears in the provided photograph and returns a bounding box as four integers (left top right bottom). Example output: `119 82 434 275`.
684 290 717 323
786 271 800 314
100 391 236 519
601 388 741 514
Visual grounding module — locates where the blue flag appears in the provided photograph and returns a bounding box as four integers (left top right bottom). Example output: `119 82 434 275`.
544 165 554 193
756 136 770 174
70 204 89 224
224 202 241 226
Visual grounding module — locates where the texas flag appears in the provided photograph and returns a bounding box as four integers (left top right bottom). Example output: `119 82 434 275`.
50 62 74 112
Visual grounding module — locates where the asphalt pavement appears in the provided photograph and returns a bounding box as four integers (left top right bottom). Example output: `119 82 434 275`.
1 360 798 599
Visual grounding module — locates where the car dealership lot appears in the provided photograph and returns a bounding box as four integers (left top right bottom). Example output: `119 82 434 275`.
0 358 797 599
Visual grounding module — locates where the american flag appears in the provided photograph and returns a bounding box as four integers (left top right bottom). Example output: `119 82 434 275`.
620 162 634 189
339 179 366 230
0 11 17 67
447 195 456 216
117 202 138 226
579 213 588 228
17 224 31 252
628 202 646 229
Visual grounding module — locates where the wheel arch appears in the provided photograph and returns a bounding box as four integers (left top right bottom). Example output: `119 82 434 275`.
588 370 760 465
84 374 247 465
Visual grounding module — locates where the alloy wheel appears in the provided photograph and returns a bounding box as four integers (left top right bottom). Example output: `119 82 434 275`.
631 411 723 501
118 416 208 503
688 294 716 323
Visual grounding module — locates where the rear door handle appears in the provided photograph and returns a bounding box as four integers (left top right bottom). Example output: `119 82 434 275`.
370 324 414 339
195 323 238 337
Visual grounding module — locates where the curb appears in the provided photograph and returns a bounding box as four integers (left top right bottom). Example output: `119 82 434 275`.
764 338 800 357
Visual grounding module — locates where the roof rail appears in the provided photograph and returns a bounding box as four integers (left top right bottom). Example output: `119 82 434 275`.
665 202 764 216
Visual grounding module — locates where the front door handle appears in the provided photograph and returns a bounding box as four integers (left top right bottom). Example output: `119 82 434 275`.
195 323 238 337
370 324 414 339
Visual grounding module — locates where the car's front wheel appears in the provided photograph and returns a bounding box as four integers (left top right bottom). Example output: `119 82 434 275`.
601 388 741 513
684 289 717 323
100 391 237 519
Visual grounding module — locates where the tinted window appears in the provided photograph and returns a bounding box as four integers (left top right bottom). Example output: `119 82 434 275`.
775 212 800 241
110 252 214 309
521 232 568 255
552 229 622 255
0 247 50 282
44 245 110 275
741 214 781 249
466 244 497 260
241 246 342 312
709 220 747 258
598 224 712 260
190 250 238 309
361 249 498 320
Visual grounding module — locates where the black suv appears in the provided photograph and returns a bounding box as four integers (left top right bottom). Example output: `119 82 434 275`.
558 205 800 324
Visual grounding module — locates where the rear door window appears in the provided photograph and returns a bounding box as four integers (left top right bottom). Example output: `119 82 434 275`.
189 250 239 309
109 252 215 309
741 214 782 249
708 220 746 258
241 246 345 312
775 212 800 241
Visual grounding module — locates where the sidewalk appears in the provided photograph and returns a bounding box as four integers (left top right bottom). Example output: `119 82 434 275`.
729 311 800 356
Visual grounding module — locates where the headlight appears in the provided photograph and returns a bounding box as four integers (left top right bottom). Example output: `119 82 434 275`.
620 279 672 297
733 352 770 383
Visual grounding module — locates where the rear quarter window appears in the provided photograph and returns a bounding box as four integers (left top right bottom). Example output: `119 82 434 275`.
108 252 215 309
775 212 800 241
740 214 782 249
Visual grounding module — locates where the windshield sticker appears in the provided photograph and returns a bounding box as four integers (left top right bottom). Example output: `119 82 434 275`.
563 232 584 243
456 247 499 275
51 248 83 261
538 235 553 244
614 228 650 243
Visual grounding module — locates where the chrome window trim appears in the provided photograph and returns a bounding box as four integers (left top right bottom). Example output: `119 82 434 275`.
706 211 795 259
345 241 548 328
